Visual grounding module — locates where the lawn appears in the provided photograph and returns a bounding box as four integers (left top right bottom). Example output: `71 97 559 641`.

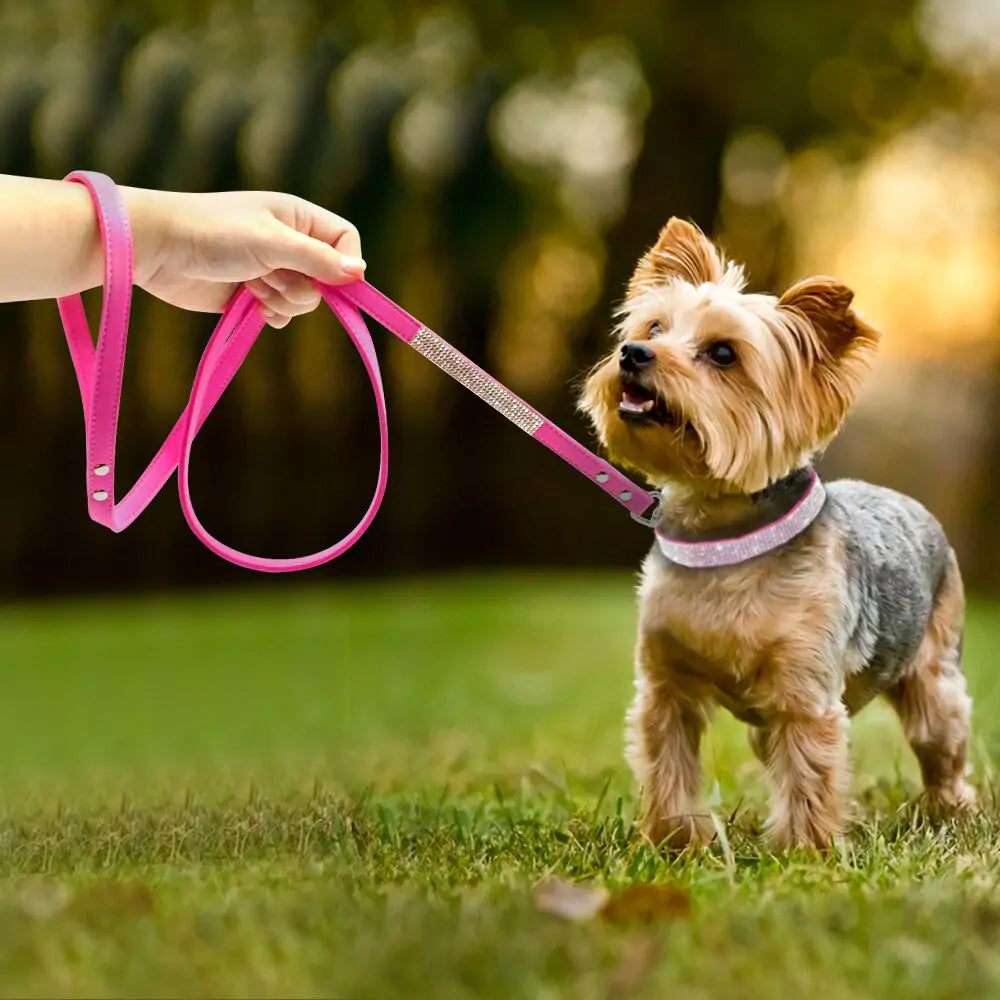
1 573 999 998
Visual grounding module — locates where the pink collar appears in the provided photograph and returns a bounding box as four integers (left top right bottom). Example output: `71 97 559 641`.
55 171 662 572
654 470 826 569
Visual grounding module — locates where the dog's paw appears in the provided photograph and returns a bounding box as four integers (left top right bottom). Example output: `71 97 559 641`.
765 814 843 852
642 812 715 851
924 781 977 819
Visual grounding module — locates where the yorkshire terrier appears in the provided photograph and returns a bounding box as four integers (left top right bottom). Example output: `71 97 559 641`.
580 218 974 849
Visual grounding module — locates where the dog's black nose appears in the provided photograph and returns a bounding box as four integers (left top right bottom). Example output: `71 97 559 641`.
620 342 655 372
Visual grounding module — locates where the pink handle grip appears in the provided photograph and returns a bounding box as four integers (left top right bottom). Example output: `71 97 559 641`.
57 171 388 572
57 171 656 573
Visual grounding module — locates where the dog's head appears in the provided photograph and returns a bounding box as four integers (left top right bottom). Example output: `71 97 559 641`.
579 218 880 493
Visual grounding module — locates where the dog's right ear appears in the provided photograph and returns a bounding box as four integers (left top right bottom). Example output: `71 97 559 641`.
777 277 879 359
628 217 723 294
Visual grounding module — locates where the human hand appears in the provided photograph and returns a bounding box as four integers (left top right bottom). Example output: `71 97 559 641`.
123 188 365 328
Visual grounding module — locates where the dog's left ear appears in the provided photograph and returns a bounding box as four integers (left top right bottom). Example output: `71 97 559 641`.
778 276 880 359
778 276 881 437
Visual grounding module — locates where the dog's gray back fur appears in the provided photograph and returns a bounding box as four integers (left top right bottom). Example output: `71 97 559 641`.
823 479 953 697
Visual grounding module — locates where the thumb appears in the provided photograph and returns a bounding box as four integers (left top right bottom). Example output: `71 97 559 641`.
265 226 367 285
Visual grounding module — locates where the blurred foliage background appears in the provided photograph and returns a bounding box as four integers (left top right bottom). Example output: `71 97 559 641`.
0 0 996 596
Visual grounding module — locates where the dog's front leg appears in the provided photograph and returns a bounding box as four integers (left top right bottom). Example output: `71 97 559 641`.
626 637 711 849
753 707 850 849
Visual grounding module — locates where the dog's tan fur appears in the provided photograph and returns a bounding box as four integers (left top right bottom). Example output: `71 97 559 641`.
581 219 973 849
581 219 879 496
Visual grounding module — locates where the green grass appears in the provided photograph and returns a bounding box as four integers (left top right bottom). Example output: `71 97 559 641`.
1 573 999 998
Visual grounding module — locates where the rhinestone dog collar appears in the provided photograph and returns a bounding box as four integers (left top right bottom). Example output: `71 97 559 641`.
654 470 827 569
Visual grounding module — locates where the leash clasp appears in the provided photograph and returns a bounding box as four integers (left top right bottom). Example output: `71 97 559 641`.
630 491 663 528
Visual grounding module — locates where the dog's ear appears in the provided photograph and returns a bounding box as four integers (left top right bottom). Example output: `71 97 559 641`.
778 276 880 359
628 217 723 294
777 275 881 438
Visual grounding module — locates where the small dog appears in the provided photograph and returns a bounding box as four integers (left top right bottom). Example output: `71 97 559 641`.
579 218 974 849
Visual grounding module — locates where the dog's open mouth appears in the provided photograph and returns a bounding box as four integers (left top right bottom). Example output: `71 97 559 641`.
617 379 676 426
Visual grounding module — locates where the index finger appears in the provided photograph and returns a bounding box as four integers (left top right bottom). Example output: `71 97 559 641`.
284 197 362 260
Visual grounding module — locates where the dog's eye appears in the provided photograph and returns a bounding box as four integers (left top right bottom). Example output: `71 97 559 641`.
647 322 664 339
705 341 737 368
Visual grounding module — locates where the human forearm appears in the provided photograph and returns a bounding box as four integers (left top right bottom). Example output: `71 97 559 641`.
0 173 364 326
0 175 154 301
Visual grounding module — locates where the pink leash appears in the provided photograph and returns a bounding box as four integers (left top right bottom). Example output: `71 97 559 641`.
56 171 660 573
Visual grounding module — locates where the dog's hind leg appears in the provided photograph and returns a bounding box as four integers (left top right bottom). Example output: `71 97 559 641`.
886 551 975 813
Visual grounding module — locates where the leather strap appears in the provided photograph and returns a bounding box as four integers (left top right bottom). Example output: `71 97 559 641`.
56 171 657 572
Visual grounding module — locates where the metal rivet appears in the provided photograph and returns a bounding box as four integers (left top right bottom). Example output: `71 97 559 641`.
93 464 110 476
595 471 609 484
620 490 633 501
91 490 109 502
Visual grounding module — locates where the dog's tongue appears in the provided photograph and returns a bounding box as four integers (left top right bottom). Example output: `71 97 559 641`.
620 384 655 413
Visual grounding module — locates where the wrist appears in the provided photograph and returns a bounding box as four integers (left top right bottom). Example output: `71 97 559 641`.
120 186 171 288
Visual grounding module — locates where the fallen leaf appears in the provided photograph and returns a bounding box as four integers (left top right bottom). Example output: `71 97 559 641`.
535 879 691 926
69 881 156 918
535 878 609 921
16 878 71 919
600 883 691 924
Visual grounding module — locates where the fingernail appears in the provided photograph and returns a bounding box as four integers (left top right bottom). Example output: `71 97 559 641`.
341 256 366 275
258 304 277 321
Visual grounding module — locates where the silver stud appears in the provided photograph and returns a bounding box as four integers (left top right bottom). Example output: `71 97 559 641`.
93 464 110 476
620 490 633 501
596 471 609 484
91 490 109 501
